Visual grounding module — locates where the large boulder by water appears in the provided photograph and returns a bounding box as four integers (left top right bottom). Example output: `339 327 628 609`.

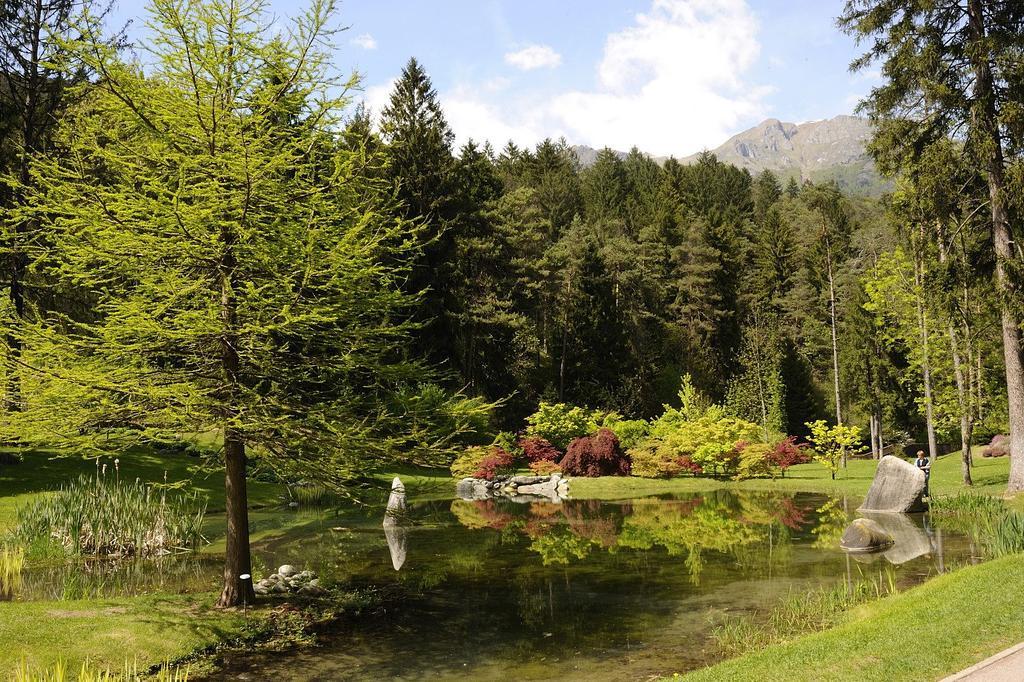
839 517 895 553
383 477 406 528
858 455 927 513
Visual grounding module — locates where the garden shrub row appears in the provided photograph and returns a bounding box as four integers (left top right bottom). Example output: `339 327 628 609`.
452 390 820 481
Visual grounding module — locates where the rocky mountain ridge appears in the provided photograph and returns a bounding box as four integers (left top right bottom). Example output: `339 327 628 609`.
572 115 889 196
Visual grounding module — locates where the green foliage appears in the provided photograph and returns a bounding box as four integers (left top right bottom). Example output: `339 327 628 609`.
734 443 775 481
726 311 786 440
12 472 207 557
628 441 700 479
643 414 762 478
599 416 650 451
524 402 603 450
450 447 492 480
806 420 865 479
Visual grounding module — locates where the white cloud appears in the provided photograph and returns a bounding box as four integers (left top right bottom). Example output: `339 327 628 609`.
440 0 771 157
549 0 770 155
504 44 563 70
351 33 377 50
362 77 396 118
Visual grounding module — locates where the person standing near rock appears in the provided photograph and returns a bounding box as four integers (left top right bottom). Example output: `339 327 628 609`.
914 450 931 496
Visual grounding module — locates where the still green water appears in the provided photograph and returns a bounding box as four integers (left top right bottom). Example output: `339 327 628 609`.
211 490 975 681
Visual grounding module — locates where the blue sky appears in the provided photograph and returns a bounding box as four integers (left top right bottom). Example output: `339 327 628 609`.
109 0 879 157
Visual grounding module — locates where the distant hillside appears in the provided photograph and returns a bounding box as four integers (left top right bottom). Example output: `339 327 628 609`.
682 115 889 196
572 115 890 197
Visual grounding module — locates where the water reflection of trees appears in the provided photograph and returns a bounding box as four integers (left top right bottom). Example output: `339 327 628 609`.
449 491 830 582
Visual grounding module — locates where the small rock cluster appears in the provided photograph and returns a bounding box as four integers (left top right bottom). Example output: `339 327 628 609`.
253 564 326 597
457 473 569 502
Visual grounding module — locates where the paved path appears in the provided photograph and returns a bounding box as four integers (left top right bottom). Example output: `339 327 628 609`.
942 642 1024 681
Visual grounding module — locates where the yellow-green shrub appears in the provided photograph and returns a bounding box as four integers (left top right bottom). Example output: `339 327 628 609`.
450 446 490 479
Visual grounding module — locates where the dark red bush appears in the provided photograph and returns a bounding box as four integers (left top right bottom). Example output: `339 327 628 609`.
768 436 812 473
982 434 1009 458
677 455 702 474
559 428 631 477
519 436 562 463
472 447 516 480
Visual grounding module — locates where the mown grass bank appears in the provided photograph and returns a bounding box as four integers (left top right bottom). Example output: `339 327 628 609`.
679 552 1024 681
0 593 247 674
570 448 1014 501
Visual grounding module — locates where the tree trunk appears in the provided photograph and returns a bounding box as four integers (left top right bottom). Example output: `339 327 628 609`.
914 257 938 463
937 223 973 485
216 221 253 607
218 428 254 607
967 0 1024 493
825 239 844 467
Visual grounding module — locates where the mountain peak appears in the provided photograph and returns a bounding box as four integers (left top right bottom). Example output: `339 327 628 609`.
683 115 886 195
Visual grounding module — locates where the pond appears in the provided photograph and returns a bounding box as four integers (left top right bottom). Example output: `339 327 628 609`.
201 489 977 681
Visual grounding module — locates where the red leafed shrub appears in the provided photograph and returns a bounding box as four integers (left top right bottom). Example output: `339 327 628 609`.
528 460 563 475
982 434 1009 458
767 436 812 474
519 436 562 463
473 447 516 480
677 455 702 474
560 428 631 477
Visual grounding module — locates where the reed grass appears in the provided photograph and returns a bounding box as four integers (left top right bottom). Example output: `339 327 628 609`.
931 492 1024 558
710 573 899 657
0 546 24 600
285 483 350 508
12 659 189 681
12 472 207 557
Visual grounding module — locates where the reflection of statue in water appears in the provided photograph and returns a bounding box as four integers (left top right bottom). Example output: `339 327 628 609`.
383 477 408 571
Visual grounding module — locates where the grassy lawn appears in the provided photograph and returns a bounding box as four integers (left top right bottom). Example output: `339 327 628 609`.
680 552 1024 681
570 449 1014 500
0 593 249 674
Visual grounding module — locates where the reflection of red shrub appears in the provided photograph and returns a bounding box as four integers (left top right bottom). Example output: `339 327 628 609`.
473 447 516 480
474 500 515 529
560 429 631 477
775 496 808 530
520 436 562 463
767 436 812 472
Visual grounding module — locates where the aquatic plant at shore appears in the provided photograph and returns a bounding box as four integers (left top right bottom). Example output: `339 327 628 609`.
12 472 207 557
0 546 24 600
12 659 189 681
931 492 1024 557
710 574 899 657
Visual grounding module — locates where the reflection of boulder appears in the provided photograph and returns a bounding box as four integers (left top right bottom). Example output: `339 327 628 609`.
840 518 894 553
858 456 927 513
384 524 407 571
860 511 933 565
383 476 408 571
